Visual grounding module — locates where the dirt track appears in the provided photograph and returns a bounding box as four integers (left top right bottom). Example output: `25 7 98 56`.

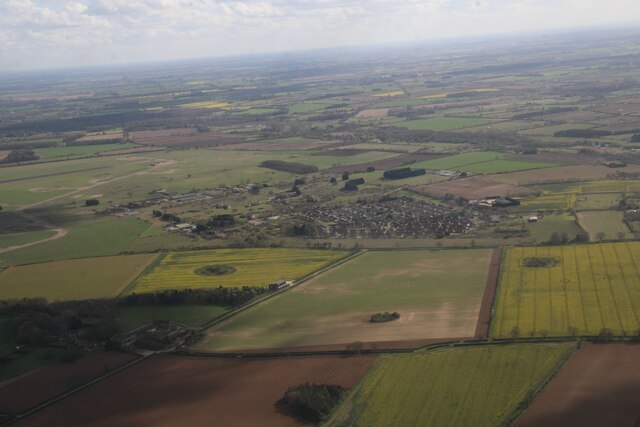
516 343 640 427
14 354 376 427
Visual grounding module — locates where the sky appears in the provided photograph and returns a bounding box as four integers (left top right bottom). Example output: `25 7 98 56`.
1 0 639 71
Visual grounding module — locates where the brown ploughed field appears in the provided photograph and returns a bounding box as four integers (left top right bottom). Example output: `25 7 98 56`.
417 175 535 200
516 343 640 427
129 128 238 147
15 354 376 427
0 352 137 414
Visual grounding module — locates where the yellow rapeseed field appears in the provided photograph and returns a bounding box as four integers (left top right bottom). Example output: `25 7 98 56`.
332 344 574 427
131 248 348 293
372 90 405 97
179 101 230 109
492 242 640 338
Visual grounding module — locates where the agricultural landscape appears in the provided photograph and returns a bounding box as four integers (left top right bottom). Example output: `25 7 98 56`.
1 25 640 426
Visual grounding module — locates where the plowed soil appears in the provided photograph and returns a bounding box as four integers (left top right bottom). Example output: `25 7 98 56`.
130 128 238 147
516 343 640 427
417 175 535 200
0 352 137 414
15 354 376 427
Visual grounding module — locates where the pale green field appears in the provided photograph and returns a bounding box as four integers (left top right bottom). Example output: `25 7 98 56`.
576 210 633 240
195 249 492 351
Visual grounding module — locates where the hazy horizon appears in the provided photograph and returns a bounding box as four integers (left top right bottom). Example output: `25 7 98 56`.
2 0 640 72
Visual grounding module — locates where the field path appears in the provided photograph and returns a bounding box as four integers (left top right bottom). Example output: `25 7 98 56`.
0 157 175 255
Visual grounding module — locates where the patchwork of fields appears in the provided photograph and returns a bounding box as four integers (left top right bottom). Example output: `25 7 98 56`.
492 243 640 338
196 249 492 351
131 248 348 293
331 343 575 427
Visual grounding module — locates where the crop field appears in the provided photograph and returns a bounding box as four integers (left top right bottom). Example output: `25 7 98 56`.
34 142 139 160
573 192 622 211
576 210 632 240
372 90 404 97
0 216 151 266
0 352 137 415
0 230 56 249
418 175 535 200
492 243 640 338
331 343 575 427
0 253 158 301
490 165 640 185
14 354 376 427
395 116 490 131
526 213 583 243
519 192 577 211
178 101 230 109
410 151 553 173
516 343 640 427
195 249 492 351
131 248 348 293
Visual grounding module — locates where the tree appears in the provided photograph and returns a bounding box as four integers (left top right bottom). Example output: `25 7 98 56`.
596 231 606 241
341 171 349 181
85 199 100 207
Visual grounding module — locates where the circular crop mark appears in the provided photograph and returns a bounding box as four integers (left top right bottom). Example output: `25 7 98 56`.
195 265 237 276
522 257 559 268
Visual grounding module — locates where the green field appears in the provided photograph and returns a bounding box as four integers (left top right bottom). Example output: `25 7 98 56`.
411 151 555 173
195 249 492 351
0 230 56 249
116 305 229 331
492 243 640 338
573 193 622 211
526 213 583 243
331 343 575 427
34 143 139 160
576 210 633 240
396 117 490 131
0 216 150 266
131 248 348 294
0 254 158 301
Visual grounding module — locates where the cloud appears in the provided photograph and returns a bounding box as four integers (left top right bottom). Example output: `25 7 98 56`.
0 0 639 70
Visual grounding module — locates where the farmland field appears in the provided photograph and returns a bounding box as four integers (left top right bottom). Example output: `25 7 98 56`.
331 343 575 427
395 117 490 131
516 343 640 427
0 352 137 414
195 249 492 351
0 253 158 301
573 192 622 211
13 354 376 427
410 151 553 173
130 248 348 293
526 213 583 243
0 230 56 249
576 210 633 240
492 243 640 338
0 217 151 266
